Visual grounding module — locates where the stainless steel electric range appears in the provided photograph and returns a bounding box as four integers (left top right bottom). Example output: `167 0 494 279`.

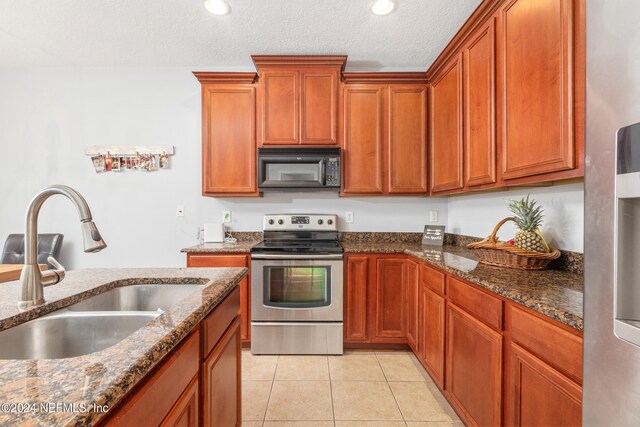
250 214 344 355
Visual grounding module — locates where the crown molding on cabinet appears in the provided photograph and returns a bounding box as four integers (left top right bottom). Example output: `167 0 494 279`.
193 72 258 84
342 72 428 84
251 55 348 73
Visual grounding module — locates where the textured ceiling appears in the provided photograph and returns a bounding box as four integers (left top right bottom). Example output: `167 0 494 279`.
0 0 481 70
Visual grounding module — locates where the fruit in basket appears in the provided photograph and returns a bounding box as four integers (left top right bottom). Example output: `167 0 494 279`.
507 195 550 253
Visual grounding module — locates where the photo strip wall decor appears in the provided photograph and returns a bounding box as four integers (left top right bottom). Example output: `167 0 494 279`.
85 146 174 174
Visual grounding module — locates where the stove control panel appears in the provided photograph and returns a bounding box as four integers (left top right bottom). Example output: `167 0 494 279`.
263 214 338 231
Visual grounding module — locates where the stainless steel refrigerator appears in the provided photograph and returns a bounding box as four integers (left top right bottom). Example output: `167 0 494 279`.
584 1 640 425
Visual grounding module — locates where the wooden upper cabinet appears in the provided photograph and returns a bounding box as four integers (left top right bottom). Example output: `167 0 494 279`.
430 54 464 193
388 86 428 194
341 73 428 196
301 69 339 145
253 55 346 146
260 70 298 145
464 19 497 187
499 0 574 179
341 85 385 194
194 73 258 197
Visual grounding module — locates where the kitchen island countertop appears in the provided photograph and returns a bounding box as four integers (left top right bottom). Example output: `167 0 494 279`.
0 267 247 426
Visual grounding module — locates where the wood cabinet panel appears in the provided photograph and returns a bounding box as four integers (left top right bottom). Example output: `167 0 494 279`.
202 317 241 427
344 255 370 343
499 0 574 179
201 287 241 356
464 19 497 187
509 304 582 383
406 258 419 352
202 85 257 195
300 70 338 145
430 54 464 193
341 86 385 194
388 86 428 194
420 283 445 388
160 375 199 427
421 263 445 296
448 276 503 331
105 332 200 427
372 258 407 342
260 70 298 145
507 342 582 427
446 303 502 427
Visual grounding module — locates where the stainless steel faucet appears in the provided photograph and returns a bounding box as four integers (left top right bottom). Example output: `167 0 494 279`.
18 185 107 310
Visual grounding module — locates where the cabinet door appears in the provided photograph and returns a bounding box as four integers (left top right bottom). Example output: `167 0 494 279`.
202 85 257 195
202 317 241 427
464 20 496 187
187 254 251 343
160 375 199 427
300 69 338 145
446 303 502 427
430 54 464 193
388 86 428 194
406 258 420 352
499 0 574 179
420 284 445 388
508 342 582 427
371 257 407 342
345 256 371 343
341 86 385 194
260 70 298 145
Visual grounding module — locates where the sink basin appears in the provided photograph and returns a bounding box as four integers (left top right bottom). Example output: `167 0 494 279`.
67 284 204 312
0 311 160 360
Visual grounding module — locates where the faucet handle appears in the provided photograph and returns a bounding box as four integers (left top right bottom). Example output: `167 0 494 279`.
41 256 66 287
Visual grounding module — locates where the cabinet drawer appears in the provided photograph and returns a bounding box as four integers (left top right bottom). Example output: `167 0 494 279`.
106 331 200 427
202 287 241 358
187 254 248 268
421 263 445 296
448 276 503 331
508 304 582 383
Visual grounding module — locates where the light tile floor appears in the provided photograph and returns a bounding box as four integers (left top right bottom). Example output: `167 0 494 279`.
241 350 463 427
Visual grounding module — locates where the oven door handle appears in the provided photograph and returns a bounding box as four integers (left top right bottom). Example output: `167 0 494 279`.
251 253 344 260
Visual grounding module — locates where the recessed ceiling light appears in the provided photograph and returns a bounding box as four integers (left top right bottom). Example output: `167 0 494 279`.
205 0 231 16
371 0 396 16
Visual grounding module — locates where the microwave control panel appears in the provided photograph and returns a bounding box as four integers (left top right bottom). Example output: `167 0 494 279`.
325 157 340 187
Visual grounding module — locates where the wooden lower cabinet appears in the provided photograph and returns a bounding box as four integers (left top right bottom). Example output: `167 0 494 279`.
446 303 503 427
405 258 419 352
100 287 241 427
507 342 582 427
187 253 251 343
344 255 370 343
420 283 445 388
202 317 242 427
160 375 199 427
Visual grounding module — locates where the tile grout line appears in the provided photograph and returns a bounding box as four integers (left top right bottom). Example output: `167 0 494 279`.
375 352 408 425
261 355 278 425
327 356 337 425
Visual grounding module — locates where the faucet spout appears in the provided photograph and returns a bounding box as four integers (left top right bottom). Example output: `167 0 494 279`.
19 185 107 310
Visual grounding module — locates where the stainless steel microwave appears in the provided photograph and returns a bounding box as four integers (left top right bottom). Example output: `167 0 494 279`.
257 147 341 191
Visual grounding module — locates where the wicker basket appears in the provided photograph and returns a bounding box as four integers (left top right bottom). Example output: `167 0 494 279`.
467 217 561 270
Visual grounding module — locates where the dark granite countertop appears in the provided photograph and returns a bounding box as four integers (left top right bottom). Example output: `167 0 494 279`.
0 267 247 426
181 240 260 254
342 241 583 331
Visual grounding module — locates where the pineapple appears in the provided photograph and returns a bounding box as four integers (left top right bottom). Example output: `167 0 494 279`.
507 195 550 253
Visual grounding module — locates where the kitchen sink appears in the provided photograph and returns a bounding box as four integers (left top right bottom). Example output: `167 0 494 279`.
0 311 160 360
67 284 204 312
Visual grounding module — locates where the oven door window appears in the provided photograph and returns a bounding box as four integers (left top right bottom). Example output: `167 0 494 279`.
264 266 331 308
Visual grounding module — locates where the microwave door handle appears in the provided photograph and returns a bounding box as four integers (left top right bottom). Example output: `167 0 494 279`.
320 159 326 185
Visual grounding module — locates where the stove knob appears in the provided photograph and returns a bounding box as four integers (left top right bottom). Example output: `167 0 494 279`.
268 219 274 225
318 219 324 225
278 219 284 225
327 219 333 225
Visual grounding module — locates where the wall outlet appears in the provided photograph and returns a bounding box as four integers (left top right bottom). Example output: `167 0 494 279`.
345 211 354 223
176 205 184 217
429 210 438 222
222 210 232 223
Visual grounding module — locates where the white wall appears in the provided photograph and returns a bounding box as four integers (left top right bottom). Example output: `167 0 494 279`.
447 183 584 252
0 67 448 269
